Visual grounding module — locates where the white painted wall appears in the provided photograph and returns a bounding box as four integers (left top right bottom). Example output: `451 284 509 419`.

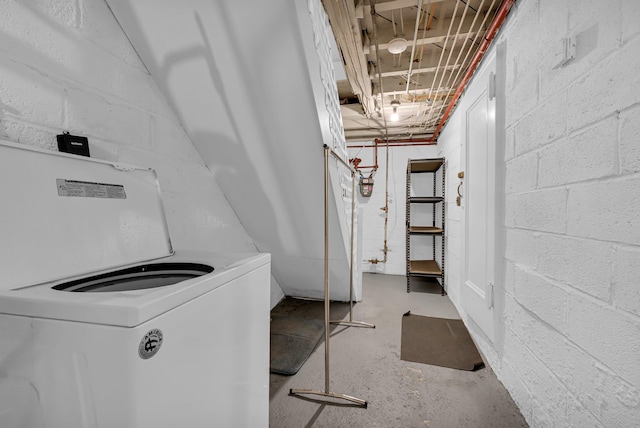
106 0 357 302
0 0 283 303
438 0 640 426
348 143 439 275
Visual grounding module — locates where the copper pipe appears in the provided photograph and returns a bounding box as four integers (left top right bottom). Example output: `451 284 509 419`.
426 3 436 30
374 137 437 145
346 139 438 171
429 0 516 141
348 142 436 149
374 141 379 169
425 0 496 132
352 0 515 145
382 141 437 146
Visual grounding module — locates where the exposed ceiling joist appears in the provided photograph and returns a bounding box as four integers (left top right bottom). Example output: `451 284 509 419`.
376 64 460 79
322 0 376 115
363 30 480 54
355 0 448 18
329 0 507 142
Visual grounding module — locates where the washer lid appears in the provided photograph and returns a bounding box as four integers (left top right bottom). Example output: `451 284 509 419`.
0 140 173 290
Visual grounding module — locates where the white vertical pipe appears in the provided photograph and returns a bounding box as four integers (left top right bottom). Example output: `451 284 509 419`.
404 0 424 94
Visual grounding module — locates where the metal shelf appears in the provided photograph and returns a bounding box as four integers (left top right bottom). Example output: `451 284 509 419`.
408 158 444 173
406 157 445 294
409 226 444 235
409 196 444 203
409 260 442 276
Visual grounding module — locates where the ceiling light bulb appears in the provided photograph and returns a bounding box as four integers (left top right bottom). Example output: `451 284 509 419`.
390 100 401 122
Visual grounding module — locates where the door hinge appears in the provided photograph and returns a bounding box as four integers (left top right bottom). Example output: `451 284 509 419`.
487 281 494 309
488 72 496 100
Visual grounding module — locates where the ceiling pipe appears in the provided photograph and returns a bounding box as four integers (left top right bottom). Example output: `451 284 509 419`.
347 137 437 171
349 140 436 148
440 0 490 95
374 137 437 145
404 0 424 94
431 0 471 100
424 0 496 131
391 10 397 36
427 0 516 142
348 0 514 149
367 0 392 265
421 0 459 115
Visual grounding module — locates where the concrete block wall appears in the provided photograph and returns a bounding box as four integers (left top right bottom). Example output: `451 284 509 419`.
438 0 640 426
0 1 257 255
347 144 438 275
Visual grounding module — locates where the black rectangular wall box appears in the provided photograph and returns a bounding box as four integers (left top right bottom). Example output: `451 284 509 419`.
57 133 90 157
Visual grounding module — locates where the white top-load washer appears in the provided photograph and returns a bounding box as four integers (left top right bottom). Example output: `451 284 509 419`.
0 141 270 428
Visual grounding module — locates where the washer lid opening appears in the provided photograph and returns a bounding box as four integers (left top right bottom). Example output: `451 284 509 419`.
0 141 175 289
53 263 214 292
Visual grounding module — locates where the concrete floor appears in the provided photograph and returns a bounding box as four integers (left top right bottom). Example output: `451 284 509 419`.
269 273 528 428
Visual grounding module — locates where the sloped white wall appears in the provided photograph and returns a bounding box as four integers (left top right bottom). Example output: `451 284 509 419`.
0 0 273 296
107 0 357 302
438 0 640 426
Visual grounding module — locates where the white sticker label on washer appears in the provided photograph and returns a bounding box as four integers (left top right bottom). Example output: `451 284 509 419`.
57 179 126 199
139 329 163 359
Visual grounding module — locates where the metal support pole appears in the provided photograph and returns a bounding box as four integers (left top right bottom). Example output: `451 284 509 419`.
289 145 368 408
330 167 374 329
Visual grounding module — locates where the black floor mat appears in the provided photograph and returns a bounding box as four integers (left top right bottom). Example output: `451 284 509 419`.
270 315 325 375
401 311 484 371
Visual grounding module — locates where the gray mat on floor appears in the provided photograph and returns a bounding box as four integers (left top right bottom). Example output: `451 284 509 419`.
270 315 325 376
401 311 484 371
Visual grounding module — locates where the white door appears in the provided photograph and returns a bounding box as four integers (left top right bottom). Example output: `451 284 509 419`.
461 51 497 343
